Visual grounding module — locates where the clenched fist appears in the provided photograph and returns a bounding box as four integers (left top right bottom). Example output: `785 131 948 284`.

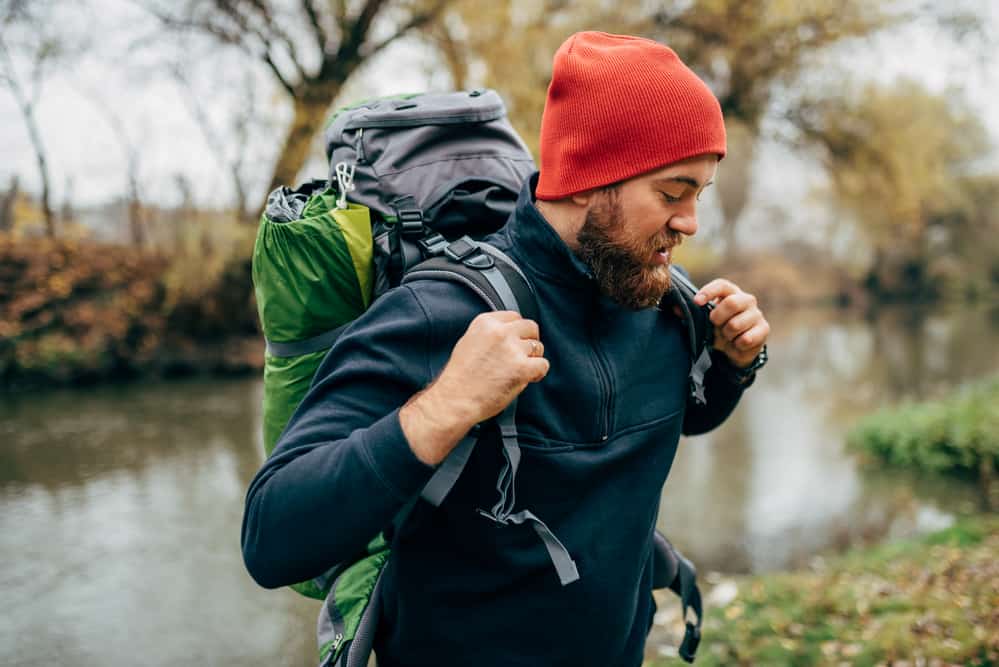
693 279 769 369
400 311 548 465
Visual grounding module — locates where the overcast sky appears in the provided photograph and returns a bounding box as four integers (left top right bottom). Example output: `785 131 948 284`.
2 0 997 241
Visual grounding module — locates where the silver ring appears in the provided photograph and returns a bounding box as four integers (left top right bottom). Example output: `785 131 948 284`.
529 340 540 357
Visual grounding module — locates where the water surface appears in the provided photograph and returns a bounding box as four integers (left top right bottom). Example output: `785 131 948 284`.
2 305 995 666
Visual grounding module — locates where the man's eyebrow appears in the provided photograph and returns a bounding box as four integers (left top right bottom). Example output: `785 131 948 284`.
653 176 713 189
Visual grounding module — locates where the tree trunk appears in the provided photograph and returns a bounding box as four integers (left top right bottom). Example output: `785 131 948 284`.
264 83 342 208
25 108 56 237
231 164 251 224
717 119 756 259
0 176 18 233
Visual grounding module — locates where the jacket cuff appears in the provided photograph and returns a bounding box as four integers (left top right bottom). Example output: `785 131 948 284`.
710 349 758 389
361 407 436 501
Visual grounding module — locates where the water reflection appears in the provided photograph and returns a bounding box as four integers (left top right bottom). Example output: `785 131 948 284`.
1 306 995 666
658 305 993 575
0 379 319 667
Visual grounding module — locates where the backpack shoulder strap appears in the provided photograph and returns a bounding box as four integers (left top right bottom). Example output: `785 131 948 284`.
666 265 714 405
400 236 579 587
402 235 539 320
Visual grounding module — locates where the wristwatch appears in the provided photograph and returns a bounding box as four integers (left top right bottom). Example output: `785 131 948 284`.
718 345 768 386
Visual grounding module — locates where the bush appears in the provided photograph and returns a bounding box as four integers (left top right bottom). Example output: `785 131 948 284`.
847 376 999 481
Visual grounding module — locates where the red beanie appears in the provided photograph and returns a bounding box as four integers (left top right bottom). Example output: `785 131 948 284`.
536 32 726 200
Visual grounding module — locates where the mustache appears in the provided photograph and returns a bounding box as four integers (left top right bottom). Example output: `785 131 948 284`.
646 230 684 253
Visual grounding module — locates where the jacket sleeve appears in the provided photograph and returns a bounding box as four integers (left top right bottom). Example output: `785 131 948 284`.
681 349 755 436
241 285 437 589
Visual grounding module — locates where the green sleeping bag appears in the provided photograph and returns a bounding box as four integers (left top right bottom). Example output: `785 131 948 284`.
252 180 373 598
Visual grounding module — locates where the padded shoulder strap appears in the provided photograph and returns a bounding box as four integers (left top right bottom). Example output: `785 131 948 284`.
402 237 538 321
400 237 578 586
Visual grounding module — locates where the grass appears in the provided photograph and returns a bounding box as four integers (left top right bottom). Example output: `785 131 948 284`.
648 515 999 666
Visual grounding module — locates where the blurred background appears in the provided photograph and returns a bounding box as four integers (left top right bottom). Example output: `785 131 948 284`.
2 1 997 665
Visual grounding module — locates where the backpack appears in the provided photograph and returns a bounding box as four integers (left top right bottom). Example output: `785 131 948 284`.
251 89 709 665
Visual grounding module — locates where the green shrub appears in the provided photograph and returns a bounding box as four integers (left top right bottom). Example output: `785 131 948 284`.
847 376 999 477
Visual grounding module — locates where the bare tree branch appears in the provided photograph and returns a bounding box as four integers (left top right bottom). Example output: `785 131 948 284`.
331 0 348 38
363 0 449 59
337 0 387 61
301 0 329 53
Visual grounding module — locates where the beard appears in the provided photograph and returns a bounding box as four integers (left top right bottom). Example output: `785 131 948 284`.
575 192 681 310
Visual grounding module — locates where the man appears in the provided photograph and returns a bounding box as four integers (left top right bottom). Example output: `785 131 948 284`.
243 31 769 666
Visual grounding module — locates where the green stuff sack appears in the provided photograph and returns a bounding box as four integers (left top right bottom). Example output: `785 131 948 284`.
252 179 373 598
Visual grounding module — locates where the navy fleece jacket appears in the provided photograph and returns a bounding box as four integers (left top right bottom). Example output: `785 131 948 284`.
242 175 749 667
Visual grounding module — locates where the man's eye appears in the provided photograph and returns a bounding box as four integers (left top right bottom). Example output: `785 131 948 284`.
662 192 681 203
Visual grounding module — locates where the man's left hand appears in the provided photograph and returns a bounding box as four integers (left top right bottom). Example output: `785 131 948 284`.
693 279 769 369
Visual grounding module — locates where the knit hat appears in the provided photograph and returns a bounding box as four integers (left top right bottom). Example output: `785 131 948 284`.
535 31 726 200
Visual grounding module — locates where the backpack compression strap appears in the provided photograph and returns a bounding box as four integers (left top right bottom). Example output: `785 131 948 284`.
402 237 579 587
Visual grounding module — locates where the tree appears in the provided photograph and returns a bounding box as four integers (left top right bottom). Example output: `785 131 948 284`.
83 89 149 247
791 80 989 299
0 1 65 237
0 176 18 233
443 1 993 259
144 0 450 201
170 64 259 223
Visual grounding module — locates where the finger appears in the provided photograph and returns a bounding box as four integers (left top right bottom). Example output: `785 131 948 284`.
522 339 545 358
525 357 550 383
507 317 541 341
733 321 770 352
709 292 757 328
479 310 524 324
694 279 739 306
720 308 760 343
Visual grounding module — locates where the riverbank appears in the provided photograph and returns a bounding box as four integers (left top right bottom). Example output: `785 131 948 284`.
648 514 999 666
0 234 261 390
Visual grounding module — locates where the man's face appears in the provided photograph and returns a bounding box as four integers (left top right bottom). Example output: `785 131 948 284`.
575 155 718 310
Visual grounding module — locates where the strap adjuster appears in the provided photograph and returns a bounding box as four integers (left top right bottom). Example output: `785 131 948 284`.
395 208 424 236
417 232 448 257
445 237 494 269
444 236 478 262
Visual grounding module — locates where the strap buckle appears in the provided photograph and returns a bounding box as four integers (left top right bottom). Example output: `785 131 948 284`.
445 236 494 269
417 232 448 257
679 621 701 663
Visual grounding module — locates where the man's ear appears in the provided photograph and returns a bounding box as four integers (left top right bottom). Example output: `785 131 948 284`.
570 189 597 208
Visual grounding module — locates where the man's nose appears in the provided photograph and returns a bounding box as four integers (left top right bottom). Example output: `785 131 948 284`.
668 208 698 236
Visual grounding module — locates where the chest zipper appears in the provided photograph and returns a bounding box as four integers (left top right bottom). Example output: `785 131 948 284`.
589 326 614 441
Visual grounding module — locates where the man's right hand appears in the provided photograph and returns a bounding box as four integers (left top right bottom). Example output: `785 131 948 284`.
400 311 549 466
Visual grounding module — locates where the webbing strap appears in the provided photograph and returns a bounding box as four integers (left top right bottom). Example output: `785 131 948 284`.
689 347 712 406
265 323 348 358
665 266 712 406
502 510 580 586
479 265 520 312
675 551 703 663
475 405 579 586
419 434 477 507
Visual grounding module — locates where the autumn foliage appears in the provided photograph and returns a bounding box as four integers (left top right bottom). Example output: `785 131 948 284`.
0 234 260 388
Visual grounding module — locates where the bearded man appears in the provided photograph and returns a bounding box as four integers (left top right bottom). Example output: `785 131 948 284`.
243 31 769 667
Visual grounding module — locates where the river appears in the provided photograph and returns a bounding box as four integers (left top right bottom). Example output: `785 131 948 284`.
2 305 996 666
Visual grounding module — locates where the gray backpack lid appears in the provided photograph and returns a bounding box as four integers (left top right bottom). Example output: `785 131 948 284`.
323 89 535 224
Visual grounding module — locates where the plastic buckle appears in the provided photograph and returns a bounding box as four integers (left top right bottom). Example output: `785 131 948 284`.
417 232 449 257
396 208 424 236
444 236 478 262
678 622 701 663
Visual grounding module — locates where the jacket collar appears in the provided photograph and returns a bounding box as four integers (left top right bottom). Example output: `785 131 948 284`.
504 173 595 289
